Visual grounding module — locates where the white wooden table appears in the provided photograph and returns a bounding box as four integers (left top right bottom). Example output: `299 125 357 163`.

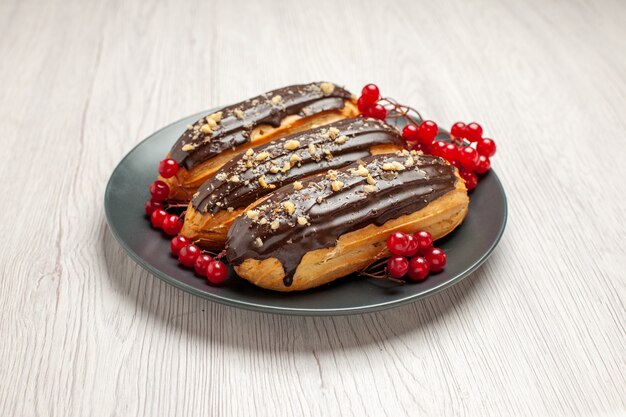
1 0 625 415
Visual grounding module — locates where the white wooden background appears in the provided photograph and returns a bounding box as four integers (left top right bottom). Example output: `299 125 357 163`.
1 0 624 415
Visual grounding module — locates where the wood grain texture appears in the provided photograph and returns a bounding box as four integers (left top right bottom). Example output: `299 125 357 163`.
0 0 625 415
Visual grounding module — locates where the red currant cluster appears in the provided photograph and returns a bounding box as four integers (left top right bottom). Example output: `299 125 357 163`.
170 236 228 284
144 157 228 285
356 84 388 120
386 230 446 281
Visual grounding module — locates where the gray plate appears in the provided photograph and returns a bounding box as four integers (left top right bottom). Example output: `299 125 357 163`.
104 110 507 316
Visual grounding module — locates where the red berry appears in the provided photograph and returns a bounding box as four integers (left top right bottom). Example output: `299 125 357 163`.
144 199 162 216
194 254 213 276
149 180 169 202
465 122 483 142
402 124 420 142
451 122 467 138
402 234 419 257
150 209 167 228
460 171 478 190
158 158 179 178
451 159 462 170
360 84 380 104
477 138 496 157
440 143 459 162
170 236 190 256
206 260 228 284
162 214 183 236
417 120 438 144
357 96 371 114
430 140 447 157
458 146 478 170
388 256 409 278
368 104 387 120
414 230 433 253
386 232 410 255
178 244 201 267
424 248 446 272
407 257 430 281
474 155 491 174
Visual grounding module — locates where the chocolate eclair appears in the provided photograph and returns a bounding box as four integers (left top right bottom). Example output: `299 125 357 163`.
226 151 469 292
160 82 358 201
180 117 404 248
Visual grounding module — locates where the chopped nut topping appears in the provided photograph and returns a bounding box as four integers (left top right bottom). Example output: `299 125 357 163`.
258 176 275 189
201 124 212 134
227 207 234 212
283 201 296 215
259 218 268 225
245 148 254 157
331 180 344 192
308 143 316 156
270 219 280 230
246 210 259 220
235 109 245 119
289 154 302 163
363 184 377 193
182 143 196 152
335 135 347 144
405 156 415 167
366 174 377 185
255 152 270 161
328 127 340 139
207 112 222 122
254 237 263 247
281 161 291 172
229 175 240 183
320 82 335 95
271 95 283 104
283 139 300 151
216 172 227 181
297 216 308 226
316 196 324 204
354 164 369 177
269 166 279 174
293 181 303 190
382 161 406 171
186 124 194 130
206 118 218 128
326 170 338 181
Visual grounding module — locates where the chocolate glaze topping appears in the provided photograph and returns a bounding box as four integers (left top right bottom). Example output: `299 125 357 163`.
170 82 352 170
226 151 458 286
192 118 403 214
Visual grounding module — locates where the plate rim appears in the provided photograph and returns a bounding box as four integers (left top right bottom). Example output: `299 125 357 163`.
104 111 508 316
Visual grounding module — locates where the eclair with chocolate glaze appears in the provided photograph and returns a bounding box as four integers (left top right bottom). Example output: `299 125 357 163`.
160 82 358 201
180 118 404 248
225 151 469 292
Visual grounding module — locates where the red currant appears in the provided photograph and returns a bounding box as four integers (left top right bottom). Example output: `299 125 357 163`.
162 214 183 236
418 120 438 144
357 96 371 114
477 138 496 157
407 257 430 281
458 146 478 170
402 124 420 142
194 254 213 276
386 232 409 255
158 158 179 178
170 236 190 256
368 104 387 120
414 230 433 253
440 143 459 162
430 140 447 157
474 155 491 174
402 234 419 257
451 122 467 138
460 171 478 190
150 209 167 228
465 122 483 142
149 180 169 202
144 199 162 216
178 244 201 267
451 159 462 170
360 84 380 104
388 256 409 278
206 260 228 284
424 248 446 272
